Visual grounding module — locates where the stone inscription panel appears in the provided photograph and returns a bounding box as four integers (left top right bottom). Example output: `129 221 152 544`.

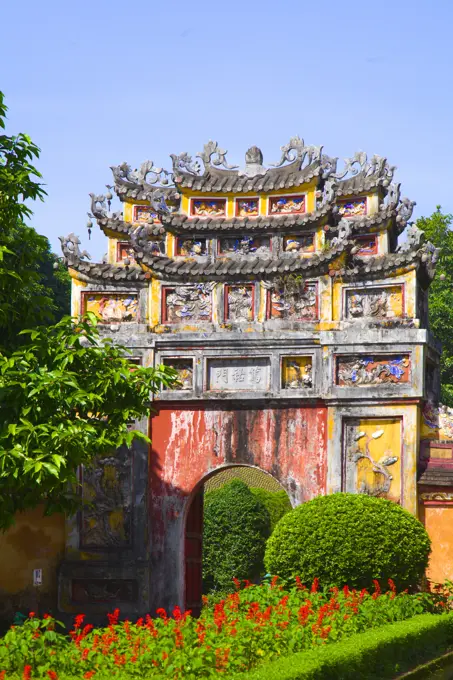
207 357 270 391
72 579 138 604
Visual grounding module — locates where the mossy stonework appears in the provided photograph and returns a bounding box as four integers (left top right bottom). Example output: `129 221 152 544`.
4 136 453 619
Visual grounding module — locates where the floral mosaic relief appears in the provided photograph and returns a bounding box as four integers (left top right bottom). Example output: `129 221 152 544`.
164 284 212 322
269 195 305 215
422 402 453 440
270 281 317 320
191 199 226 217
163 358 194 390
338 197 367 218
344 420 401 502
283 235 315 253
345 287 403 320
226 286 254 321
176 238 207 256
219 236 271 256
282 356 313 389
236 198 259 217
337 355 410 386
117 243 137 264
84 294 138 323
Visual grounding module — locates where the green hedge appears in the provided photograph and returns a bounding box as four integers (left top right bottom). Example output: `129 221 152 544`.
265 493 431 590
237 613 453 680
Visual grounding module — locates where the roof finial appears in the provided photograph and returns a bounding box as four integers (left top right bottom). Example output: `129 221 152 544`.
238 145 266 178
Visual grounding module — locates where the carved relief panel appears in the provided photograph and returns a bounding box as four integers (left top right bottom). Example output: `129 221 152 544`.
283 234 315 254
269 194 305 215
162 357 194 390
344 285 404 320
225 285 254 322
336 355 410 386
80 447 133 549
268 281 318 320
281 356 313 389
82 293 139 323
162 285 213 323
343 418 402 503
72 579 138 604
354 235 378 256
133 204 158 223
176 237 208 257
190 198 226 217
337 197 367 218
219 235 271 256
235 198 259 217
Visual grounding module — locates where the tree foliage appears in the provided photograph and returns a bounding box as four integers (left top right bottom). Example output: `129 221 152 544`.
264 493 431 590
0 314 177 530
0 91 70 350
203 480 271 593
250 488 292 533
416 207 453 405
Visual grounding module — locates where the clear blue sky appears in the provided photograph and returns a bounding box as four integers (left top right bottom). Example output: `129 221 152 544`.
2 0 453 260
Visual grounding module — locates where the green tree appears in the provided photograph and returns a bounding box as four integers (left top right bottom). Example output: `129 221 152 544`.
0 315 177 530
0 91 70 350
416 207 453 404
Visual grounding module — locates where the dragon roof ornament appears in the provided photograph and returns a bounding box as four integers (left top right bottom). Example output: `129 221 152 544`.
333 151 396 185
60 233 91 267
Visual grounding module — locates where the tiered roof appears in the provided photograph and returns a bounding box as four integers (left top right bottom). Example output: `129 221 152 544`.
62 137 439 286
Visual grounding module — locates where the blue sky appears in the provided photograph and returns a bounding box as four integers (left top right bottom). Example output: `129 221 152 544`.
1 0 453 260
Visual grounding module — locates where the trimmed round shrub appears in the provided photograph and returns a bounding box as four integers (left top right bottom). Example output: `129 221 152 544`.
203 479 271 592
250 488 292 533
264 493 431 590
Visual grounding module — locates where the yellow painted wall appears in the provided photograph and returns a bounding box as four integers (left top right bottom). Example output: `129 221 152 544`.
0 507 65 618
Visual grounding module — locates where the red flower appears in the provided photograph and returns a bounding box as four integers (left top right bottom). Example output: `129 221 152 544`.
172 605 182 621
388 578 396 593
232 577 241 590
343 585 350 598
83 624 93 635
84 673 96 679
135 617 144 627
271 575 279 588
23 666 32 680
295 576 306 591
156 608 168 621
47 672 59 680
74 614 85 630
107 609 120 626
0 672 5 680
311 578 319 593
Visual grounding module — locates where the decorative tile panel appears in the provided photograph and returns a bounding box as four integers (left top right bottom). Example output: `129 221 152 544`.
355 235 378 255
281 356 313 389
176 237 207 257
269 194 305 215
162 358 194 390
269 281 318 320
117 242 137 264
343 418 402 502
207 357 270 391
344 285 403 320
235 198 259 217
219 235 271 256
80 448 133 549
163 285 212 323
191 198 226 217
225 285 254 322
338 197 367 218
283 234 315 253
133 205 158 223
83 293 139 323
336 355 410 386
72 579 138 604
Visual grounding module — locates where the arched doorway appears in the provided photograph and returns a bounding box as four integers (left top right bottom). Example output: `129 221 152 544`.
184 465 291 615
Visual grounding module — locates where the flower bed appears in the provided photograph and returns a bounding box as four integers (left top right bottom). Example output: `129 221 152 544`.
0 578 448 679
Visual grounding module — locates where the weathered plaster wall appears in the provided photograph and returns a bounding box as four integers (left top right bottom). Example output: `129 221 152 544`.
0 507 65 624
148 403 327 611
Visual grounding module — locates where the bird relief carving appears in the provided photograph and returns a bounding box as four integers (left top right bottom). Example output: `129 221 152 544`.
345 423 400 501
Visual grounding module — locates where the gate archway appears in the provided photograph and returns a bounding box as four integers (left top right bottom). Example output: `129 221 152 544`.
149 403 327 613
183 464 291 615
